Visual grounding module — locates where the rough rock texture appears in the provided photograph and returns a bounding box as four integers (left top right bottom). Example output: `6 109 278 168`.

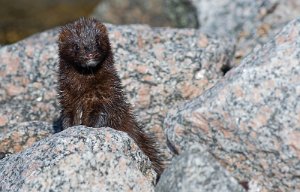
194 0 300 64
0 28 60 129
92 0 170 27
0 126 155 192
0 24 234 150
165 18 300 191
92 0 198 28
164 0 199 28
167 0 300 64
156 145 245 192
0 121 53 155
111 25 234 142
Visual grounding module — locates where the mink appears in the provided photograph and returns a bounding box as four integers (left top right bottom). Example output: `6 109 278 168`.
57 17 164 176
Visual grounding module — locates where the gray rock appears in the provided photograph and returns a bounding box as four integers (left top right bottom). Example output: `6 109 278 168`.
0 126 155 192
0 24 234 160
165 18 300 191
0 28 60 129
92 0 172 27
0 121 53 155
156 145 245 192
167 0 300 64
195 0 300 64
110 25 234 144
92 0 198 28
164 0 199 28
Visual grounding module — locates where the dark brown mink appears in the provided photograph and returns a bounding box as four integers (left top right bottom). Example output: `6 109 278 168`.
57 17 164 176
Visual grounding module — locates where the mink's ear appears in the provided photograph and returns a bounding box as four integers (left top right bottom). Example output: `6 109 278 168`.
58 26 72 44
94 21 108 35
94 21 111 51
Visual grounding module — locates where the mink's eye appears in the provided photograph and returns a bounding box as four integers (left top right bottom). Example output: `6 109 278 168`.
95 34 100 41
73 44 80 52
96 40 101 49
95 35 101 48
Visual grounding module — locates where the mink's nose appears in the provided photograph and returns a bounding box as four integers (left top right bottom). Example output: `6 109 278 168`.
86 53 93 59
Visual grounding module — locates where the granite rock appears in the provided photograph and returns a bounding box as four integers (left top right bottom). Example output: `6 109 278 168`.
0 126 155 192
164 0 199 28
110 25 234 142
92 0 172 27
194 0 300 65
0 24 234 154
0 28 60 129
167 0 300 65
156 145 245 192
0 121 53 155
165 18 300 191
92 0 198 28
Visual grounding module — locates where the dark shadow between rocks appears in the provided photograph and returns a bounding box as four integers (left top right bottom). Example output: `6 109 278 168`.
221 64 232 76
0 152 12 160
52 117 63 133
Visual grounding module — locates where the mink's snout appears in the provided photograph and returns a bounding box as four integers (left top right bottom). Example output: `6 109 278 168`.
85 53 94 59
82 53 100 67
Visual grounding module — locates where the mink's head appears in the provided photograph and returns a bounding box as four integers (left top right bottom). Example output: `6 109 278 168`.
58 18 111 68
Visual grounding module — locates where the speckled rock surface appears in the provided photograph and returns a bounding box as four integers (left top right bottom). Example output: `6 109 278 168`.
92 0 198 28
164 0 199 28
92 0 172 27
165 18 300 191
156 145 245 192
0 24 234 148
0 29 60 129
111 25 234 142
0 121 53 155
194 0 300 64
167 0 300 64
0 126 155 192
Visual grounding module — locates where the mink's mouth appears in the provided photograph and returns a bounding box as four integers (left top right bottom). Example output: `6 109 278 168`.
75 59 102 74
85 59 99 67
77 52 107 70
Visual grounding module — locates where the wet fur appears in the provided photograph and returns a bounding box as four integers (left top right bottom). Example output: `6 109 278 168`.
58 18 164 176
